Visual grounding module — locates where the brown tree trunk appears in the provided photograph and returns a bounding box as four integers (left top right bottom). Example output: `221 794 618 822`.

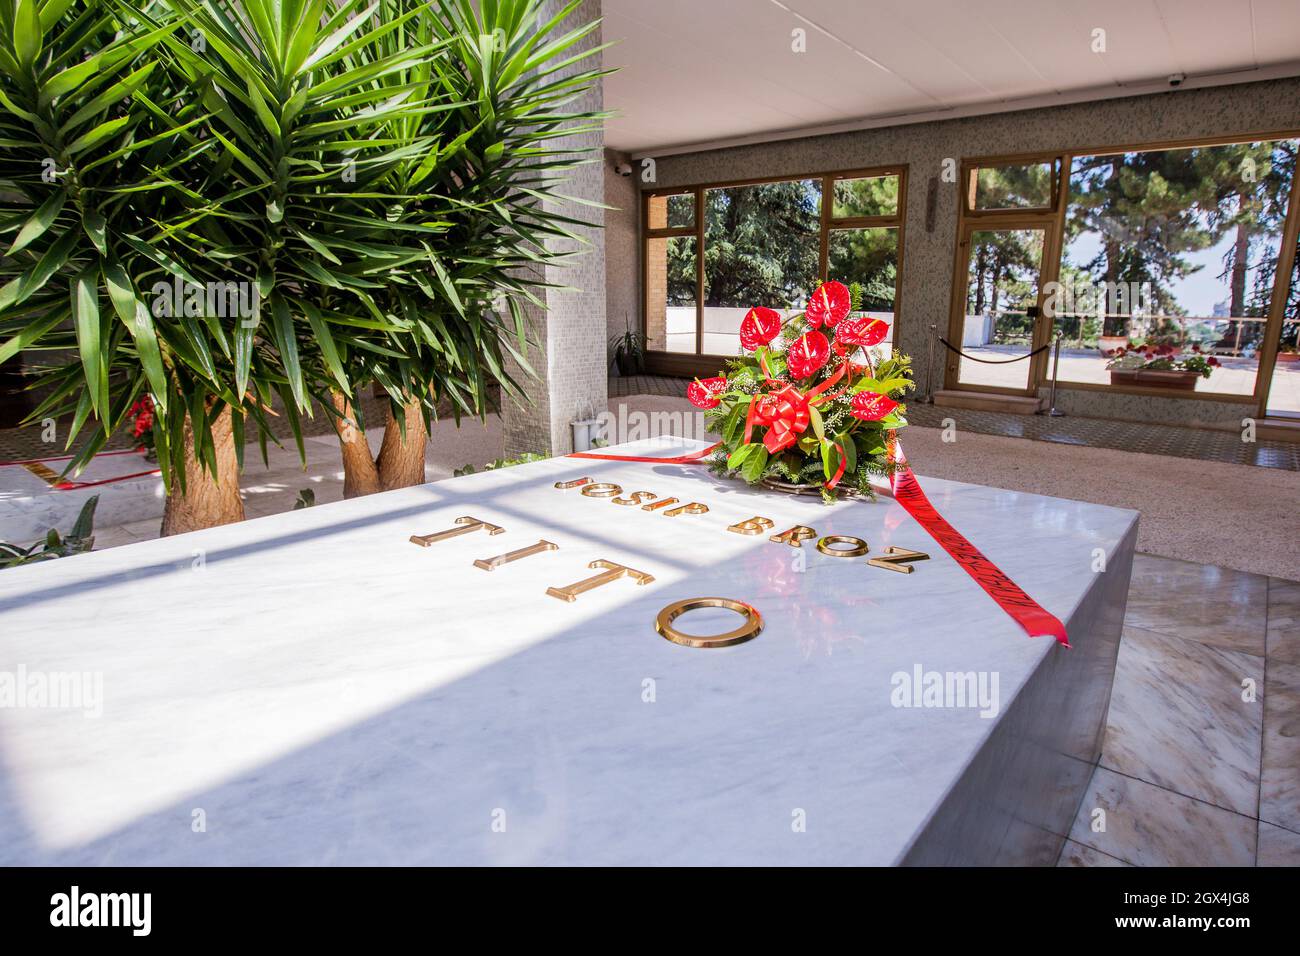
376 399 427 491
161 403 245 536
330 390 382 498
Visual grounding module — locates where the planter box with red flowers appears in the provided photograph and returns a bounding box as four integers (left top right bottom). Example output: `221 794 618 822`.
1104 343 1219 392
687 280 914 503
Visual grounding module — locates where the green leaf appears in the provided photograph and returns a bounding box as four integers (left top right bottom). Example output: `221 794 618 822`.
103 261 167 410
727 442 759 470
13 0 42 68
270 295 306 410
300 299 349 394
740 445 769 483
66 116 129 155
81 209 107 255
808 403 825 442
8 188 66 255
71 264 108 418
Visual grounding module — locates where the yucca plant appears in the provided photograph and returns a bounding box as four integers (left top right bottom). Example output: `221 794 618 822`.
2 0 612 535
0 0 246 532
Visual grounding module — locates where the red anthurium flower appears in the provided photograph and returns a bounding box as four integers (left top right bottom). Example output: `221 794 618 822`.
738 306 782 351
835 315 889 348
786 330 830 378
687 376 727 409
850 391 899 421
805 281 851 329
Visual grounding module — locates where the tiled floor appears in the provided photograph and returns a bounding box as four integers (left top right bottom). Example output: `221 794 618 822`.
607 373 1300 470
1059 555 1300 867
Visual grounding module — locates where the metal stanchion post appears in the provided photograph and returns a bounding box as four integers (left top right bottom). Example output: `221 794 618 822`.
918 323 937 403
1042 331 1065 417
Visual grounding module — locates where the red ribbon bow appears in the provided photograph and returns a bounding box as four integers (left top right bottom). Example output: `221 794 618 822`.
759 386 810 454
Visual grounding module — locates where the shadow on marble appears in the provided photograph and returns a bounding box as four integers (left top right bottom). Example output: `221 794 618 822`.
1057 838 1132 867
1099 626 1262 817
1124 553 1267 656
1267 578 1300 666
1068 766 1256 866
1261 660 1300 833
1258 821 1300 866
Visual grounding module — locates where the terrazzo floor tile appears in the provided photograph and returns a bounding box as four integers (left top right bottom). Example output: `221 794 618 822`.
1100 626 1263 816
1068 766 1257 866
1257 821 1300 866
1123 553 1268 656
1260 660 1300 833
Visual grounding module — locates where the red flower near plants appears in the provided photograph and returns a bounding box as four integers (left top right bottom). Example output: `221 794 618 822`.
786 330 830 378
835 315 889 349
738 306 782 351
805 281 850 329
1208 356 1221 367
687 376 728 409
850 391 899 421
129 396 154 439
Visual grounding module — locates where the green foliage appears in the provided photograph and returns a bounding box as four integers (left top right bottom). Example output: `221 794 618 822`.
453 451 546 476
705 296 913 503
0 494 98 568
1 0 608 493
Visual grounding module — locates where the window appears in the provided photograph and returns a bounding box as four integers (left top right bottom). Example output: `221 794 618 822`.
644 168 906 357
1051 140 1298 397
968 161 1056 211
1264 233 1300 416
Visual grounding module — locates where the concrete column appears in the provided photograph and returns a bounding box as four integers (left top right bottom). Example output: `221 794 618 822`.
502 0 606 458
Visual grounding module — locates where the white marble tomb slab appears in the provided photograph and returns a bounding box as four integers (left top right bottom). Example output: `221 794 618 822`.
0 437 1137 865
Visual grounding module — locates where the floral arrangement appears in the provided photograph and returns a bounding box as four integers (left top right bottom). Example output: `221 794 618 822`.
1105 342 1221 378
688 280 913 503
128 395 155 456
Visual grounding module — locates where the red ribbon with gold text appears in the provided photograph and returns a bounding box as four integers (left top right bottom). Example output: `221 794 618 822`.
567 434 1068 645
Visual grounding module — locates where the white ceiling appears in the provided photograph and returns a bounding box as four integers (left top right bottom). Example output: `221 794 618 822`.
602 0 1300 155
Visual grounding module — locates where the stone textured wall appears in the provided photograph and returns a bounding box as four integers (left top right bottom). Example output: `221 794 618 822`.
622 77 1300 427
604 149 640 351
502 0 607 457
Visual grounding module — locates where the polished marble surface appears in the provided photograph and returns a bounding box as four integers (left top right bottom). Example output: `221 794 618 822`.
1257 821 1300 866
1099 625 1262 817
1058 837 1131 867
1067 766 1257 867
1266 578 1300 666
0 437 1136 865
1260 660 1300 833
1123 553 1268 656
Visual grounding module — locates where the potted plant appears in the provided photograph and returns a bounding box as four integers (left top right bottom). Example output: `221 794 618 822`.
1106 343 1220 391
610 316 646 376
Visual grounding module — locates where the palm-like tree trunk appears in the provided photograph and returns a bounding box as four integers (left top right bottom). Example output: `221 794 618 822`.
331 391 427 496
160 404 245 535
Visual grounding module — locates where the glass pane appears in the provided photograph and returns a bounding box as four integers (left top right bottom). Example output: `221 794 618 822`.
647 192 694 230
957 228 1045 389
1054 140 1298 396
645 235 697 353
702 179 821 354
1266 235 1300 415
832 175 899 218
971 162 1053 210
828 226 898 348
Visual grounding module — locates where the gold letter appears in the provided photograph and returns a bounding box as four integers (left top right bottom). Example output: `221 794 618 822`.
867 546 930 573
770 526 817 548
410 516 504 547
728 516 774 535
546 560 655 602
474 540 558 571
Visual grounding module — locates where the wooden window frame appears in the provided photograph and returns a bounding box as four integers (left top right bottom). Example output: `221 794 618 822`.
641 165 908 377
946 133 1300 412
